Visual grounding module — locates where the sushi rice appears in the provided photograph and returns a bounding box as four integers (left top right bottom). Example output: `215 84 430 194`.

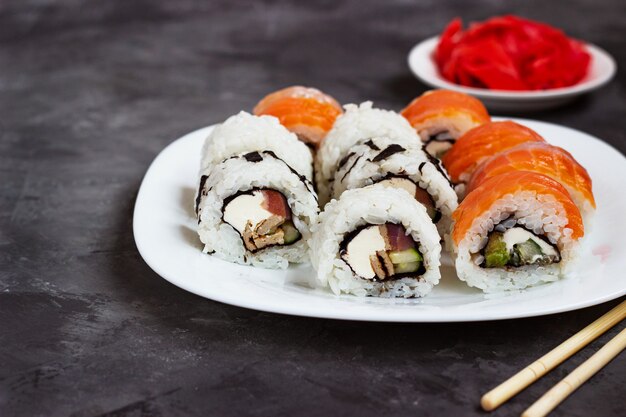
315 102 423 205
201 111 314 180
330 136 458 237
309 184 442 298
197 152 318 269
453 191 580 292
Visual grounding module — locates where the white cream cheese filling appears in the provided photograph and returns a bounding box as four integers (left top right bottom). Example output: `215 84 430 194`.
223 191 273 234
377 177 417 197
343 226 386 279
502 227 558 259
425 140 454 158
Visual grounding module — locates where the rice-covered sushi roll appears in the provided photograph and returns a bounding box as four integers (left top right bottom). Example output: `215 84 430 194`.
442 121 545 191
451 171 584 292
309 184 441 297
253 86 342 149
316 101 424 205
467 142 595 227
196 151 318 269
201 111 314 181
329 136 458 236
401 90 490 159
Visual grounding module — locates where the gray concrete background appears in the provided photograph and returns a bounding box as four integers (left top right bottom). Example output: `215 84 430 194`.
0 1 624 416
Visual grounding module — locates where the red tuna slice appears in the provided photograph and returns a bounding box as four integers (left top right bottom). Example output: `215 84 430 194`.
385 224 415 251
261 190 291 219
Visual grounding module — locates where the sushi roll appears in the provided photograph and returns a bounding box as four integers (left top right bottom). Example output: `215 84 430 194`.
401 90 490 159
196 151 318 269
451 171 584 292
253 86 342 149
316 101 424 205
442 121 545 191
309 184 441 298
329 136 458 236
200 111 314 181
468 142 595 226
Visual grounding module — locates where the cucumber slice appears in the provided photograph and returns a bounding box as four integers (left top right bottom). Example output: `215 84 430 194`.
389 247 423 264
484 232 510 268
282 221 301 244
394 261 422 274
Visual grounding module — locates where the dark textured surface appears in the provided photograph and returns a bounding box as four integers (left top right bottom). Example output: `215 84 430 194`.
1 1 625 416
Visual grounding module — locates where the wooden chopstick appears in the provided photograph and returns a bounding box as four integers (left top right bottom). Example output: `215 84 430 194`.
521 327 626 417
481 300 626 411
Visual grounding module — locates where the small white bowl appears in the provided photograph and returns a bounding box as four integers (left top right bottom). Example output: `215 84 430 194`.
408 36 616 112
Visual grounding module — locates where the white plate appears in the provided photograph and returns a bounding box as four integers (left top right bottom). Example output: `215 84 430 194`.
408 36 617 112
134 119 626 322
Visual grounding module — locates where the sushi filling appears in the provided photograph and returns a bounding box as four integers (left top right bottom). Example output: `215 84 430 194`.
479 221 560 268
340 223 425 281
425 131 455 159
375 176 441 223
222 189 301 252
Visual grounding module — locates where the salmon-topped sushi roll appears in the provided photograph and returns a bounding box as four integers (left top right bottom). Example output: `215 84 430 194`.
253 86 342 149
451 171 584 292
468 142 595 226
442 121 546 193
401 90 490 159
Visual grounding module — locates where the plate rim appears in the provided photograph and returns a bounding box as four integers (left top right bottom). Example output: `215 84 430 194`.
133 119 626 322
407 36 617 100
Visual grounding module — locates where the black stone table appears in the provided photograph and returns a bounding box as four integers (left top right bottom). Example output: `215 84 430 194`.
1 1 624 416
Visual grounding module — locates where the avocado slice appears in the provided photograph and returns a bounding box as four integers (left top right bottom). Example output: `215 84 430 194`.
389 247 423 264
282 221 301 244
513 239 545 266
484 232 510 268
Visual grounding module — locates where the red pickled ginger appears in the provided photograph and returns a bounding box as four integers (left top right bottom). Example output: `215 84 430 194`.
435 15 591 91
